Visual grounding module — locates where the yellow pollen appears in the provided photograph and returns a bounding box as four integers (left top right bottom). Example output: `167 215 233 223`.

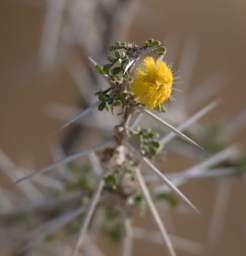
129 56 173 109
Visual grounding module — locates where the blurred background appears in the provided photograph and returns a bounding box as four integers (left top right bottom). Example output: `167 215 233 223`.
0 0 245 255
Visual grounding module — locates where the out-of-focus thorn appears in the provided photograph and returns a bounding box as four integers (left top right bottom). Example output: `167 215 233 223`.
160 100 219 149
222 109 246 141
133 228 204 255
88 152 103 177
26 205 87 250
176 39 199 110
61 102 98 129
155 146 239 194
129 112 143 129
188 74 224 111
207 179 232 248
0 187 14 213
15 141 113 183
39 0 67 68
46 103 79 123
0 151 44 202
66 57 92 100
51 143 71 180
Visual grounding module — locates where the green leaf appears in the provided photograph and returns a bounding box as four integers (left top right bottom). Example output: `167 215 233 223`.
111 67 122 76
103 64 112 73
156 104 166 113
98 101 106 111
100 206 124 243
145 38 161 48
154 46 166 56
104 174 117 190
149 141 160 148
134 128 160 159
132 194 147 215
156 192 178 208
96 64 105 74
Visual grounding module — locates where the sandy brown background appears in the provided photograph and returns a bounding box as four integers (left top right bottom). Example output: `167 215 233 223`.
0 0 246 255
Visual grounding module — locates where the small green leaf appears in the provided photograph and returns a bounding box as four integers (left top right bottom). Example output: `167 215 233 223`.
145 38 161 48
104 174 117 190
156 104 166 112
98 101 106 111
100 206 124 243
154 46 166 56
111 67 122 76
130 194 147 215
150 141 160 148
103 64 112 73
156 192 178 208
96 64 105 74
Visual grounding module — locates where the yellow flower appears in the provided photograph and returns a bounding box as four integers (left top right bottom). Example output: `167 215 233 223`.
129 56 173 109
